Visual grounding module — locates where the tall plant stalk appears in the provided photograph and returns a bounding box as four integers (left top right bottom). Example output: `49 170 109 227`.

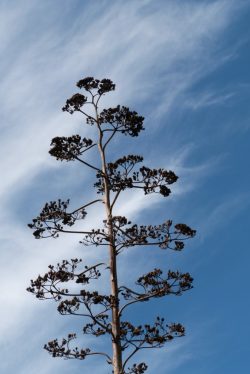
27 77 196 374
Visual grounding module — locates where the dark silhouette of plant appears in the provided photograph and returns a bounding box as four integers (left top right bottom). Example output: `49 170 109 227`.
27 77 196 374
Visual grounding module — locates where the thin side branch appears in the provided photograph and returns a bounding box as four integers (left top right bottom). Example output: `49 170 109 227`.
75 156 102 172
71 199 103 214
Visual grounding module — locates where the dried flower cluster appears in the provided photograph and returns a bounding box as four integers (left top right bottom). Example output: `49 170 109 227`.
49 135 94 161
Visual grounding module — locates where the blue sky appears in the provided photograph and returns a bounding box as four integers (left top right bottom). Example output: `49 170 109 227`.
0 0 250 373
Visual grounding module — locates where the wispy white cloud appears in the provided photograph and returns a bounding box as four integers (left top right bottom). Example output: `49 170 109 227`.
184 91 236 110
198 192 250 239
